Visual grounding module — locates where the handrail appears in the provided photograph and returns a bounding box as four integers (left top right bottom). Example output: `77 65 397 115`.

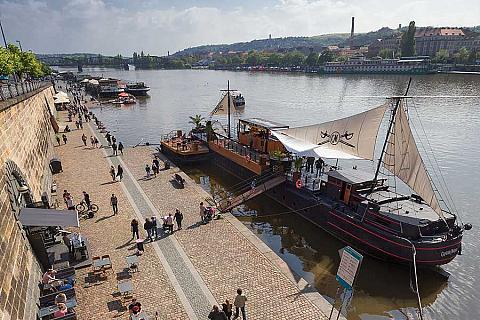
0 80 50 102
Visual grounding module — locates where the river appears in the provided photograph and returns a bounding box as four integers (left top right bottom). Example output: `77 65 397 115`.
60 68 480 320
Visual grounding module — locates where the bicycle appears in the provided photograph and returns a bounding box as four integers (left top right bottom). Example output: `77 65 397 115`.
75 201 99 213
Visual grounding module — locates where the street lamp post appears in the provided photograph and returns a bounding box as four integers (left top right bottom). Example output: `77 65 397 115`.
16 40 22 52
0 18 7 48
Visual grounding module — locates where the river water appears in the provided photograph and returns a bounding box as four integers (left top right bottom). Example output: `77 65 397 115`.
63 68 480 319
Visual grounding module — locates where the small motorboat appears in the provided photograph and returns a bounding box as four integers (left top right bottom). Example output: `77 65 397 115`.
112 92 136 105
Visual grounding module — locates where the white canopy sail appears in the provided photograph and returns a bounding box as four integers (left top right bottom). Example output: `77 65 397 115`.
383 103 443 217
272 103 388 160
210 93 239 116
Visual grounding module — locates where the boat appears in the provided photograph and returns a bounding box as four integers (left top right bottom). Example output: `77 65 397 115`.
112 92 136 105
232 92 245 108
204 80 470 267
323 56 433 74
98 78 123 97
125 82 150 96
159 129 210 164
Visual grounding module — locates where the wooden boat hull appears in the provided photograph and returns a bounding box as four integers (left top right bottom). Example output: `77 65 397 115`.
160 143 210 164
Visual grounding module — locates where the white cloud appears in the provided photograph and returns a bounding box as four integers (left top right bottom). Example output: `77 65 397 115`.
1 0 479 55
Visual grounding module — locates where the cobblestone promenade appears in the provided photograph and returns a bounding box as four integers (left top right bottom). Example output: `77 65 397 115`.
54 109 333 319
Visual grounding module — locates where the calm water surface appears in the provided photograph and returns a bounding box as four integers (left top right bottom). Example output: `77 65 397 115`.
64 68 480 319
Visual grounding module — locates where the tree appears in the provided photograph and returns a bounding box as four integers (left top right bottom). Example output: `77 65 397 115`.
282 51 305 66
189 114 205 129
454 47 469 64
305 52 319 66
267 53 282 66
378 48 394 59
318 50 336 65
400 21 416 57
433 49 449 63
0 47 14 76
246 51 261 66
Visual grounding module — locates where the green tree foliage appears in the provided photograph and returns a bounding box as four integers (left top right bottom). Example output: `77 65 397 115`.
282 51 305 66
246 50 261 66
400 21 416 57
317 50 336 65
378 48 394 59
305 52 319 66
454 47 470 64
0 44 50 78
433 49 449 63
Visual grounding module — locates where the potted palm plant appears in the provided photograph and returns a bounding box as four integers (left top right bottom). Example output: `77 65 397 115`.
189 114 205 133
292 157 303 183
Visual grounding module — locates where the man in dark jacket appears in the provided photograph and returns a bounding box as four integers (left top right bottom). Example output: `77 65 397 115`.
208 305 227 320
143 218 153 242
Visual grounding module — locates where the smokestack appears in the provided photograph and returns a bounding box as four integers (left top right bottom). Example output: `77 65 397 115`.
398 24 402 31
350 17 355 38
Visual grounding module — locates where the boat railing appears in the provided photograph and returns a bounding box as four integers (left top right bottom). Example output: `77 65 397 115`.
211 136 263 164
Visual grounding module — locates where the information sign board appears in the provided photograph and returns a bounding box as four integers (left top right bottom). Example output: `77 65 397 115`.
335 246 363 290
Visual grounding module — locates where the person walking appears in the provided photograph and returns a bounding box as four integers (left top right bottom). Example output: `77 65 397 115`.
81 134 87 146
109 166 116 181
143 218 153 242
112 136 117 145
90 136 95 147
153 157 160 170
166 213 174 234
110 194 118 215
233 288 247 320
131 219 139 239
94 136 99 148
174 209 183 230
151 161 158 177
65 195 75 210
116 165 124 181
208 305 228 320
105 132 111 146
56 135 61 146
222 299 233 320
145 164 151 178
112 142 118 156
118 142 124 155
62 134 68 144
199 202 206 223
151 216 158 239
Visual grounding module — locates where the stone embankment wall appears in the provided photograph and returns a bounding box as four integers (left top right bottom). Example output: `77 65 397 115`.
0 85 57 320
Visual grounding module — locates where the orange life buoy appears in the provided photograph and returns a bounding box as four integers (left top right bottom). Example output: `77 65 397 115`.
296 179 302 189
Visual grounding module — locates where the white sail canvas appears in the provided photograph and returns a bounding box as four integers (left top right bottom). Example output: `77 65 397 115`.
273 104 388 160
383 104 443 217
210 93 239 116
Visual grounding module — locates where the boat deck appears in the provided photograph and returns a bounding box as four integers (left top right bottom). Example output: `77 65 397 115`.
161 137 209 155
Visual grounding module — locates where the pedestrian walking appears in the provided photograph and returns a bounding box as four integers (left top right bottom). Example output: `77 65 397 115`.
105 132 111 146
145 164 151 178
56 135 61 146
81 134 87 146
112 142 118 156
174 209 183 230
62 134 68 144
78 119 83 129
151 161 158 176
65 195 75 210
94 137 99 148
109 166 116 181
110 194 118 215
116 165 124 181
233 288 247 320
118 142 124 155
199 202 206 223
153 157 160 170
151 216 158 239
222 300 233 320
112 136 117 144
208 305 227 320
166 214 174 233
90 136 95 147
131 219 139 239
144 218 153 241
75 120 79 129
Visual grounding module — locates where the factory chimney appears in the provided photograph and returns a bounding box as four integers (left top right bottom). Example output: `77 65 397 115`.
350 17 355 38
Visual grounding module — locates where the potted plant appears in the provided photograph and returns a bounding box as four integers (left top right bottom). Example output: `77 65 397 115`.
189 114 205 133
292 157 303 182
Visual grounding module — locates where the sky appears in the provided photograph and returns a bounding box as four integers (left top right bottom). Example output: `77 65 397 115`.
1 0 479 56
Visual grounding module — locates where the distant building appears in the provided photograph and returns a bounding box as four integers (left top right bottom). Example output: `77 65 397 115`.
368 27 480 58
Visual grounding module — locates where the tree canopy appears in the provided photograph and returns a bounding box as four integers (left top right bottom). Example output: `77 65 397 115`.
0 44 50 78
400 21 416 57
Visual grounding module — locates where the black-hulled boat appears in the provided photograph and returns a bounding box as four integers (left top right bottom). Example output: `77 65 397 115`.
125 82 150 96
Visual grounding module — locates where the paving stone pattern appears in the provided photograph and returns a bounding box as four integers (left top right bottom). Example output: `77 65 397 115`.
54 111 188 320
121 147 327 320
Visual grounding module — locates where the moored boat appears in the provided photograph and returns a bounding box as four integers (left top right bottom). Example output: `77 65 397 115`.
125 82 150 96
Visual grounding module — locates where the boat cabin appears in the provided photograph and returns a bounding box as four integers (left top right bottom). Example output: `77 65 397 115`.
237 118 289 154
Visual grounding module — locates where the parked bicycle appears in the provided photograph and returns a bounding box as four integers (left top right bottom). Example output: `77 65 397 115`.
75 201 99 214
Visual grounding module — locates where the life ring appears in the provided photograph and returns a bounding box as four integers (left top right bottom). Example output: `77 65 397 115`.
296 179 302 189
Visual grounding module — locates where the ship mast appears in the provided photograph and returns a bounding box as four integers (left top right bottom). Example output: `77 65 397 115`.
227 80 231 139
370 78 412 193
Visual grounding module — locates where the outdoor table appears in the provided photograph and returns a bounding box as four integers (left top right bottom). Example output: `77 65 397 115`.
93 257 112 270
38 297 77 318
130 310 149 320
118 280 134 295
126 255 139 270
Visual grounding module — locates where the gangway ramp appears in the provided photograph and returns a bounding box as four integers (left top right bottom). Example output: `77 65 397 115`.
219 175 286 212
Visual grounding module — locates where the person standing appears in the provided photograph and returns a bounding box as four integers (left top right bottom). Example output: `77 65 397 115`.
110 194 118 215
90 136 95 147
109 166 116 181
315 157 324 177
208 305 228 320
112 142 118 156
118 142 124 155
222 299 233 320
151 216 158 239
233 288 247 320
94 137 99 148
62 134 68 144
166 213 174 234
56 135 61 146
174 209 183 230
81 134 87 146
116 165 124 181
65 195 75 210
131 219 139 239
112 136 117 145
82 191 91 209
105 132 111 146
153 156 160 170
306 156 315 174
199 202 206 223
145 164 151 178
143 218 153 241
151 161 158 177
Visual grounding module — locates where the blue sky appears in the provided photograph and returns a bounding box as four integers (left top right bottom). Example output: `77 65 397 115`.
1 0 479 55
